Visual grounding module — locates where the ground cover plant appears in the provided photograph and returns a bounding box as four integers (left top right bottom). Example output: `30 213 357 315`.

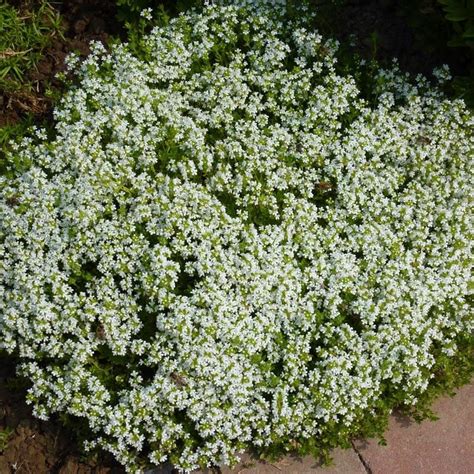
0 0 473 472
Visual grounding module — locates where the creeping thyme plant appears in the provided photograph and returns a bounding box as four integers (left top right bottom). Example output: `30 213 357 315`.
0 0 473 472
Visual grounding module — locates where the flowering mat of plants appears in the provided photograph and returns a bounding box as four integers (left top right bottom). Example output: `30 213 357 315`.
1 370 473 473
1 1 473 473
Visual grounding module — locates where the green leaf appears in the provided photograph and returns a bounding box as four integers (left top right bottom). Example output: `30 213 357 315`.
462 23 474 39
447 36 468 46
0 65 11 79
445 12 468 21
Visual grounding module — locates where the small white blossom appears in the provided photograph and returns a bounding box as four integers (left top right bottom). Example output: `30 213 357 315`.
140 8 153 21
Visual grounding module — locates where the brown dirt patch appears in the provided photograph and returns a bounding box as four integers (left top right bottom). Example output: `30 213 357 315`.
0 357 124 474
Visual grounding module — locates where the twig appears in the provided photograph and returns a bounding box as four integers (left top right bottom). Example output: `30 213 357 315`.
269 463 282 471
0 48 33 59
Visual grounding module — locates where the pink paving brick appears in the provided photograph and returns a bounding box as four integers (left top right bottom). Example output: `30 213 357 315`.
353 382 474 474
219 448 367 473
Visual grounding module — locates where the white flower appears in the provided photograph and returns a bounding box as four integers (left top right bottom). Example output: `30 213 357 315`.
433 64 452 84
0 2 472 473
140 8 153 21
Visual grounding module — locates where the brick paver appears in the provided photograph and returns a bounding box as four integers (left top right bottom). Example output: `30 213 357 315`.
219 448 366 473
148 448 366 473
354 382 474 474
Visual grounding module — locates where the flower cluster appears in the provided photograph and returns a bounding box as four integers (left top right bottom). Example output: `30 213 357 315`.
1 2 473 472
